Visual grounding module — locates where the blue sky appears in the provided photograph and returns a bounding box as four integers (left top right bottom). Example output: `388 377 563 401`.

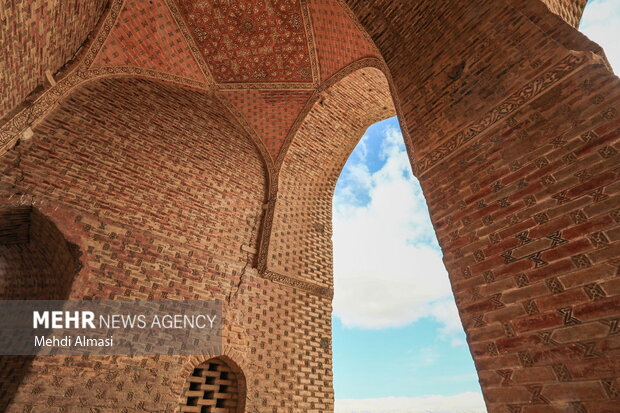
331 119 486 413
331 3 619 412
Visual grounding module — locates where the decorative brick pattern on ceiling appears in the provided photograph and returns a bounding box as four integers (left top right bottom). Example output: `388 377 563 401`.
0 205 80 411
308 0 379 81
176 0 313 83
220 89 313 160
93 0 206 82
0 0 108 120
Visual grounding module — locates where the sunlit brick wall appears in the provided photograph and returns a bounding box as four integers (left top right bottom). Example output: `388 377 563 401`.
0 77 333 412
346 0 620 411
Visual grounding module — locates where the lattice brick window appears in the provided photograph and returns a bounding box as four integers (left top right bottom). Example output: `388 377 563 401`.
180 357 244 413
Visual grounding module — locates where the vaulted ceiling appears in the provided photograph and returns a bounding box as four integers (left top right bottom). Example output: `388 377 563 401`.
1 0 589 164
1 0 383 164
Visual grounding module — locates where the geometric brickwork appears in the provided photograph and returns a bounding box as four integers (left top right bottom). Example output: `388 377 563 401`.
267 67 395 285
81 0 382 163
180 358 245 413
540 0 588 27
0 0 384 167
93 0 206 82
0 0 108 119
220 89 313 160
0 205 80 412
344 1 620 412
0 75 333 411
2 0 620 412
0 206 80 301
176 0 312 83
308 0 379 81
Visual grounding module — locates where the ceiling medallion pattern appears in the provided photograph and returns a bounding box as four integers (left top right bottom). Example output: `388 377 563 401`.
176 0 313 83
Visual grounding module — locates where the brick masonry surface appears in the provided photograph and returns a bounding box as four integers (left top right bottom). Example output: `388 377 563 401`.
540 0 588 27
1 0 108 120
346 0 620 412
0 77 332 412
1 0 619 412
267 67 394 288
92 0 206 83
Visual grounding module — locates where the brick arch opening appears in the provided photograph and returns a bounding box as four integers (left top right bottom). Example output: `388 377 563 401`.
263 66 397 289
180 356 247 413
0 75 269 411
0 205 81 411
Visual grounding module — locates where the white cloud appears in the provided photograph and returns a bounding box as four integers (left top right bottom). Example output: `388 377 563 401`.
335 392 486 413
407 346 439 367
332 126 463 341
580 0 620 72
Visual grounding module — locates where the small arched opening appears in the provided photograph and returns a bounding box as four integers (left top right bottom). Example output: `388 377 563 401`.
180 357 246 413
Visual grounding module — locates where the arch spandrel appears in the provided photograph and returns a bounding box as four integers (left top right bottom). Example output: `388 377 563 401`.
0 205 81 411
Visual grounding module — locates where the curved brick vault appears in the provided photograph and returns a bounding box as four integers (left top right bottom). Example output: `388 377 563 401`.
0 0 384 165
1 0 620 412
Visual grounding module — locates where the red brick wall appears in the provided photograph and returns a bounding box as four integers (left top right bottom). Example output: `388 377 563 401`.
1 0 619 411
346 0 620 411
0 206 80 300
0 77 333 412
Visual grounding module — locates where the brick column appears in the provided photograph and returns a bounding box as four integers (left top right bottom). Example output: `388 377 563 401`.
346 0 620 411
